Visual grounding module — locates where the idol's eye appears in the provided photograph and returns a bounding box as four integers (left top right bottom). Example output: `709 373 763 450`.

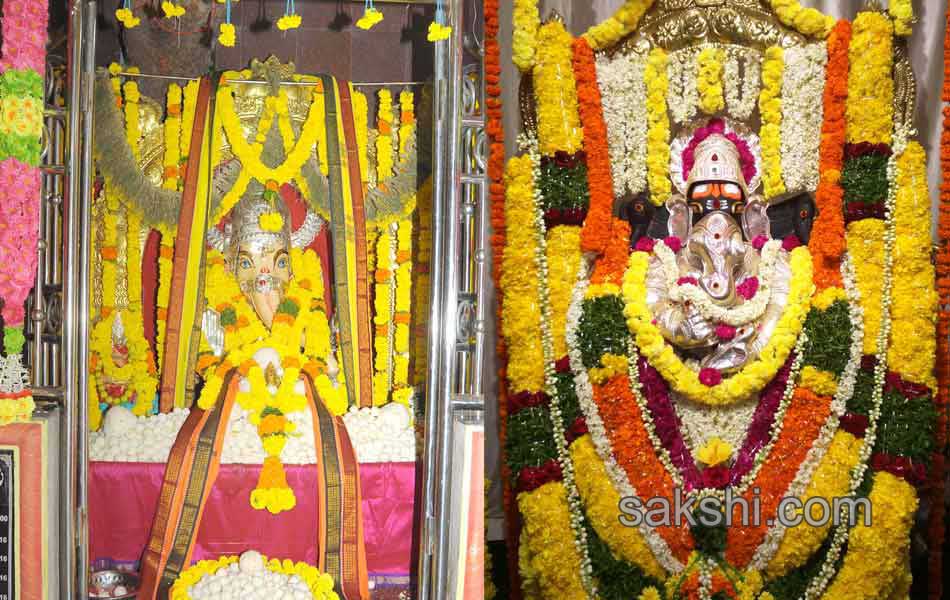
239 258 252 270
276 256 288 269
723 183 741 196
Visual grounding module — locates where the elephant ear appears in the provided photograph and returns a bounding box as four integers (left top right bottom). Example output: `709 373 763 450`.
742 195 770 241
666 195 692 241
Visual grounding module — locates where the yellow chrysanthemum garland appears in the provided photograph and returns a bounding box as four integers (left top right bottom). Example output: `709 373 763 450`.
163 83 182 190
645 48 671 207
696 46 725 115
622 245 814 406
545 226 582 360
533 20 583 156
889 0 914 37
846 12 893 145
846 219 885 357
765 430 861 578
581 0 655 52
819 472 918 600
501 155 545 393
888 141 937 390
570 434 666 580
375 89 394 183
759 46 785 200
123 79 141 160
517 482 588 599
352 88 370 183
512 0 540 72
180 79 199 168
769 0 835 38
170 554 339 600
372 225 395 407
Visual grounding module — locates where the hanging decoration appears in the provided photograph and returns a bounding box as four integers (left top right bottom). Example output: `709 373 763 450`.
276 0 301 31
115 0 140 28
0 0 48 425
161 0 185 19
428 0 452 42
356 0 384 30
218 0 236 47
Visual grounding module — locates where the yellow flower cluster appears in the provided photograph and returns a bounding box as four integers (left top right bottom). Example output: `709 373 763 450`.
570 435 667 580
769 0 835 38
533 21 583 156
766 430 861 577
161 1 185 18
250 486 296 514
811 286 847 311
846 219 885 356
115 7 140 28
276 13 302 31
759 46 785 200
170 554 339 600
163 84 182 190
90 310 158 417
888 142 937 390
581 0 655 51
799 365 838 396
393 218 413 399
512 0 540 72
123 80 141 161
501 156 545 394
352 89 370 183
376 89 394 182
372 227 395 407
545 225 582 359
517 482 587 599
218 23 236 47
0 395 34 427
846 12 893 145
697 437 732 466
180 80 199 165
889 0 914 36
819 472 918 600
696 46 725 115
623 246 814 406
588 353 628 385
258 212 284 232
645 48 671 207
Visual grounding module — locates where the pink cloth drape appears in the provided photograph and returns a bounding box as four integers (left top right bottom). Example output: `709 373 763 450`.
88 461 417 576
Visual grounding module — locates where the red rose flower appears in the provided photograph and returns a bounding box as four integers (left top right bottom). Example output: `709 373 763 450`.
699 368 722 386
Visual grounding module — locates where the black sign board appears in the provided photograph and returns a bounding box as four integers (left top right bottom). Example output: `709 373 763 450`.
0 449 14 600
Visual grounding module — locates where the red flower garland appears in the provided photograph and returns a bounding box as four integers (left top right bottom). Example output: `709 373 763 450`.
808 19 851 290
572 37 616 255
484 0 524 595
929 3 950 597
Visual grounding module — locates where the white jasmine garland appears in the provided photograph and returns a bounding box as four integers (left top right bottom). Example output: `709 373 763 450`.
596 51 648 196
724 48 760 122
673 393 758 456
565 262 684 575
780 43 827 193
520 133 597 597
697 558 713 600
801 126 909 600
748 255 865 571
668 49 699 125
654 239 782 327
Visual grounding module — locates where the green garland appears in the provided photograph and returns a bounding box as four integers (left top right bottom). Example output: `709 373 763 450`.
802 301 853 376
841 154 889 205
577 295 628 369
505 406 558 477
539 160 590 212
583 520 661 599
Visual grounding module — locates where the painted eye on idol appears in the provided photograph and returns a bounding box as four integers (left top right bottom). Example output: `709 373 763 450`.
239 257 252 270
276 255 288 270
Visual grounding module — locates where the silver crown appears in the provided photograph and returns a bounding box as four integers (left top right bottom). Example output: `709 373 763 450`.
224 192 292 268
684 134 749 197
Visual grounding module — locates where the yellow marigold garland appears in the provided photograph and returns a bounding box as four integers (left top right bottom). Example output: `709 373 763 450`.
163 83 182 190
376 89 394 183
372 226 395 406
398 89 414 159
545 226 582 360
533 21 583 156
569 435 666 580
645 48 671 207
765 430 862 578
769 0 835 38
846 219 885 356
123 79 141 161
819 472 918 600
846 12 894 145
517 482 587 599
512 0 540 72
581 0 655 52
352 88 370 183
759 46 785 200
501 156 544 394
392 218 413 405
889 0 914 37
696 46 725 115
170 554 339 600
622 246 814 406
888 141 937 390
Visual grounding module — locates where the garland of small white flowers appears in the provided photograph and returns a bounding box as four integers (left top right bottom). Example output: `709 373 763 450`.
801 125 908 600
596 50 648 196
724 47 760 122
780 43 827 194
698 557 713 600
654 239 782 326
749 254 865 571
668 48 699 126
522 132 597 597
565 261 685 575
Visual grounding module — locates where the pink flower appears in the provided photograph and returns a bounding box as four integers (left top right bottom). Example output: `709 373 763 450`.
751 235 769 251
782 235 802 251
634 237 656 253
663 236 682 253
736 277 759 300
699 368 722 386
715 324 737 340
701 465 731 489
677 276 698 286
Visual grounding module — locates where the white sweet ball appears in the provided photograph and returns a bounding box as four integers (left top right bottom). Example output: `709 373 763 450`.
113 585 128 596
379 402 411 429
239 550 265 574
102 406 137 437
252 347 282 373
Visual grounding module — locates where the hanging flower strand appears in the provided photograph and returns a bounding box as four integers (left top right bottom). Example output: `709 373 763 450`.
161 0 185 18
115 0 140 28
218 0 236 47
276 0 301 31
356 0 383 30
428 0 452 42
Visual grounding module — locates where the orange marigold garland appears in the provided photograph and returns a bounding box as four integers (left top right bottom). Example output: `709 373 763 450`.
929 3 950 596
572 37 615 255
809 20 851 290
485 0 522 595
